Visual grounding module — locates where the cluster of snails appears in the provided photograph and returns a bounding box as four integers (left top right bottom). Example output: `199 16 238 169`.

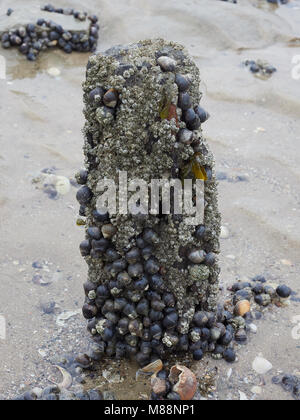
1 5 99 61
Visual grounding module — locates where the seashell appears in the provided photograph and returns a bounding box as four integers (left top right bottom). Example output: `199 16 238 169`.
140 341 152 355
205 252 216 266
167 391 181 400
128 263 144 278
194 105 210 123
115 342 126 359
233 289 252 304
151 300 166 311
117 271 131 286
103 89 119 108
136 352 150 367
178 93 192 111
178 335 189 352
105 312 119 325
134 276 149 291
93 207 109 222
92 238 109 253
129 319 143 337
106 248 120 262
125 247 141 264
187 249 206 264
235 300 251 317
136 299 149 316
169 365 197 401
175 74 191 92
151 376 167 397
209 326 222 342
87 227 101 240
80 240 91 257
193 311 208 327
254 293 271 306
136 235 147 249
201 327 210 341
111 259 127 275
252 284 264 295
114 298 127 312
51 366 73 391
178 128 193 145
150 309 164 322
75 354 92 369
123 303 138 320
157 56 177 72
141 245 153 261
149 274 164 292
141 359 163 375
223 348 236 363
76 169 88 185
143 228 160 245
145 258 160 275
193 349 204 361
101 299 114 314
235 328 247 343
163 293 176 307
189 327 202 343
89 87 104 105
220 330 233 346
163 311 178 330
76 186 93 205
263 285 276 297
101 224 117 239
143 317 151 328
82 303 98 319
276 285 292 299
117 318 129 335
102 326 115 342
150 323 163 340
96 284 110 299
83 281 96 297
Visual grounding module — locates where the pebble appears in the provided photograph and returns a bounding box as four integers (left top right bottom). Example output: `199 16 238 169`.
238 391 248 400
40 300 56 314
220 226 230 239
251 386 262 395
249 323 258 334
252 357 273 375
47 67 61 77
55 176 71 195
157 56 177 72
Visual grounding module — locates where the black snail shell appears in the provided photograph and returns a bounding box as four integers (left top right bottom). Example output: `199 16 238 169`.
80 240 91 257
76 186 93 205
276 285 292 299
175 73 191 92
163 311 178 330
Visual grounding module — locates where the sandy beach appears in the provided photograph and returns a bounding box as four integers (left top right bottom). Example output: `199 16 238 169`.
0 0 299 400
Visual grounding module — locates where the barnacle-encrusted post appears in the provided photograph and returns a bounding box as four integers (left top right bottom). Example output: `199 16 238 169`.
77 39 221 365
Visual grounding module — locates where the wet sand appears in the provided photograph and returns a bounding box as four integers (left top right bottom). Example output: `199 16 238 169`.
0 0 300 400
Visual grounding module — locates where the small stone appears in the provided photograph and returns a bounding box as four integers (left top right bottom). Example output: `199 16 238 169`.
235 300 251 317
47 67 61 77
252 356 273 375
157 56 177 72
251 386 262 395
238 391 248 401
220 226 229 239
